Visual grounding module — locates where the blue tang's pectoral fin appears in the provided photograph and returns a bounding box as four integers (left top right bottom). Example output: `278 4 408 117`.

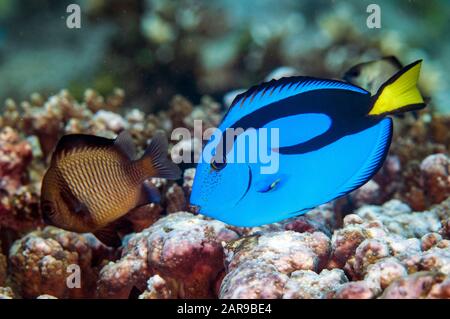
256 176 285 193
327 117 393 201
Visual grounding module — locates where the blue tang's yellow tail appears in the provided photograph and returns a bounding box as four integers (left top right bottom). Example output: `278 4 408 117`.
369 60 425 116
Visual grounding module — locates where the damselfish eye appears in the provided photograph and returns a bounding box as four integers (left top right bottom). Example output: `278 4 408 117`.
210 156 227 171
41 201 54 216
41 200 55 225
347 69 360 77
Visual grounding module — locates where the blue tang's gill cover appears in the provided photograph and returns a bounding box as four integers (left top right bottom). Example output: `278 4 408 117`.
190 61 425 226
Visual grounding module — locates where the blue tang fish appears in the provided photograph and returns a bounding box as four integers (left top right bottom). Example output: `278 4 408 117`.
190 60 425 226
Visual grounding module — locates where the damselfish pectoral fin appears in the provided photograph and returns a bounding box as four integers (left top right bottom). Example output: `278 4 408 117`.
137 180 161 205
93 217 133 247
93 226 122 247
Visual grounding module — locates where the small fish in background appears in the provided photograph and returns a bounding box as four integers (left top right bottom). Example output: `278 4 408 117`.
41 131 181 246
264 66 299 82
191 60 426 227
343 56 403 95
343 56 429 118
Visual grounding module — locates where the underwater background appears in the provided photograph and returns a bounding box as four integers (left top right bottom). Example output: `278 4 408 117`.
0 0 449 299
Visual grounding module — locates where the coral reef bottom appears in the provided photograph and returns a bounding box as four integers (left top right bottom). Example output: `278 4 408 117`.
0 90 449 299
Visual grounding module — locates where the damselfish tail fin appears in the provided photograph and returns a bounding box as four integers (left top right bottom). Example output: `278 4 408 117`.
368 60 426 116
137 131 181 180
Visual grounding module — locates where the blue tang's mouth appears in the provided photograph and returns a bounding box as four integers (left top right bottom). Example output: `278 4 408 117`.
189 165 252 219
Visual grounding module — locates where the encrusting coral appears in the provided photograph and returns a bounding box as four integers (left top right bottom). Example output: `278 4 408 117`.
282 269 348 299
379 272 450 299
354 199 443 238
97 212 239 298
420 154 450 205
220 230 331 298
0 126 32 194
165 184 188 214
217 196 450 299
7 226 113 298
138 274 177 299
0 126 41 248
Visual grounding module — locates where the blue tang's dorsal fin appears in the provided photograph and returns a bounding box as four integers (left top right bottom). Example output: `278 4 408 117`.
221 76 369 128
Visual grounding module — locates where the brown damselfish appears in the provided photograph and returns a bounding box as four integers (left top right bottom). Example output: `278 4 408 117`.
40 131 180 246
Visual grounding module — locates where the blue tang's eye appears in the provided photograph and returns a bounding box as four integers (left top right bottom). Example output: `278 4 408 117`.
210 155 227 171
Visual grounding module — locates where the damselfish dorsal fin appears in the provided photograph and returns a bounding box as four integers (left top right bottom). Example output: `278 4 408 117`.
369 60 426 116
114 131 137 160
383 56 403 69
52 134 115 162
221 76 368 128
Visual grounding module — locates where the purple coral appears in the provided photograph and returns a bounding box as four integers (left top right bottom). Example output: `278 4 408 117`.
220 230 331 298
380 272 450 299
8 226 108 298
420 154 450 205
0 127 32 194
97 212 239 298
332 281 375 299
283 269 348 299
165 183 188 214
139 275 176 299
